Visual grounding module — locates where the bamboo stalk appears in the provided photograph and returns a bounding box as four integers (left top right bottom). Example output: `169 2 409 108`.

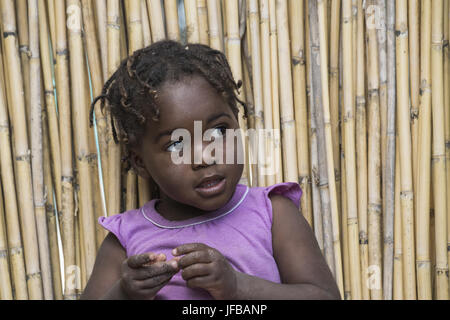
46 0 57 60
276 0 299 184
164 0 180 41
393 132 403 300
288 0 312 226
396 0 416 299
1 0 44 300
207 0 223 51
29 0 54 300
67 0 97 283
147 0 166 42
431 0 449 300
269 0 283 184
341 0 362 300
107 0 122 217
197 0 209 45
0 31 28 300
0 174 13 299
383 0 396 300
140 0 151 47
415 0 432 300
444 0 450 284
94 0 108 81
365 0 383 300
54 0 76 300
316 0 344 296
185 0 200 43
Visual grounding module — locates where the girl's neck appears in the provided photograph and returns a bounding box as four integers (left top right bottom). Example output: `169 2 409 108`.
155 194 211 221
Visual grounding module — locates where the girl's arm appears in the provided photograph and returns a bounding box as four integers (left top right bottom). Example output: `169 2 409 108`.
80 232 128 299
233 194 341 300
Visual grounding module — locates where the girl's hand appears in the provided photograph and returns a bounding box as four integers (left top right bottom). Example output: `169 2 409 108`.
172 243 238 300
120 252 180 299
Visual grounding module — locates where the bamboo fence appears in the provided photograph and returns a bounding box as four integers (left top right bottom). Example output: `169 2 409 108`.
0 0 448 300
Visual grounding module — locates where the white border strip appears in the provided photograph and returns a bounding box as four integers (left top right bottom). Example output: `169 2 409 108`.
140 186 250 229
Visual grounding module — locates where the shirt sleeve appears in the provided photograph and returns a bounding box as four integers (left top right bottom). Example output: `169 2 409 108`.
263 182 303 226
98 214 127 250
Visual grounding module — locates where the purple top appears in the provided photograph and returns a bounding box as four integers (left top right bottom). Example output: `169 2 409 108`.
99 182 302 300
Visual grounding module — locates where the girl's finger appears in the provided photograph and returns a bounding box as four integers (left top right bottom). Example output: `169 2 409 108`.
132 261 179 280
142 253 166 266
137 272 176 290
127 253 157 269
177 250 212 269
172 243 209 256
181 263 211 281
185 274 215 290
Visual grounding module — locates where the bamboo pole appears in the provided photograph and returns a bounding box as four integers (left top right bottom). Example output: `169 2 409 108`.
197 0 209 45
38 0 62 225
444 0 450 285
288 0 312 226
308 0 337 288
94 0 108 81
42 93 63 300
0 32 28 301
164 0 180 41
415 0 432 300
0 167 13 300
29 0 54 300
384 0 396 300
316 0 344 296
365 0 383 300
431 0 449 300
341 0 362 300
67 0 97 282
107 0 122 216
140 0 152 47
207 0 223 51
269 0 283 184
393 133 403 300
409 0 420 195
1 0 43 300
396 0 416 299
147 0 166 42
185 0 200 43
46 0 57 60
54 0 76 300
276 0 299 184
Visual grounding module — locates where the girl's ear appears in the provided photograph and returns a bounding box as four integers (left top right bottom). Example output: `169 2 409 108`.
129 150 151 179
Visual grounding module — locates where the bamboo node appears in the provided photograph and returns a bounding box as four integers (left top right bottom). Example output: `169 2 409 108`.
410 108 419 120
394 30 408 38
445 141 450 149
368 203 382 214
19 45 31 57
26 272 42 281
15 151 31 163
44 90 55 96
292 55 305 66
0 249 7 258
10 246 23 256
56 49 69 56
62 175 74 184
0 123 9 132
2 31 17 38
356 95 366 106
416 260 430 269
399 191 413 201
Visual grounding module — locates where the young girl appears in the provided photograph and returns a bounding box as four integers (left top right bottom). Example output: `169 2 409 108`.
81 40 340 300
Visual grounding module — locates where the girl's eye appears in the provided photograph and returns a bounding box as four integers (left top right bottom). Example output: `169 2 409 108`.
210 126 227 139
166 139 184 152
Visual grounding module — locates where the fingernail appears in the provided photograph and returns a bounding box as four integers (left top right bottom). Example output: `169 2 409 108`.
148 253 155 260
169 260 178 268
172 248 177 255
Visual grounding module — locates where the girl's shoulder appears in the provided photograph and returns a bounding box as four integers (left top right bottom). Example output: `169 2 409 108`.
246 181 302 209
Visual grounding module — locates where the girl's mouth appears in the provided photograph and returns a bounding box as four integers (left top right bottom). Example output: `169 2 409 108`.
195 177 226 197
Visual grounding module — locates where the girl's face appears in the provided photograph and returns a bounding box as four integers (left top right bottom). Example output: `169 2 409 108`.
131 75 244 214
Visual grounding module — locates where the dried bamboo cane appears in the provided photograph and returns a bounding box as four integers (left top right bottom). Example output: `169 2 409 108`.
164 0 180 41
308 0 337 286
355 0 370 300
147 0 167 42
329 0 341 223
197 0 209 45
94 0 108 81
16 0 32 142
1 0 44 300
288 0 312 226
365 0 383 300
67 0 97 281
119 1 128 60
207 0 223 51
269 0 283 184
383 0 396 300
276 0 299 184
444 0 450 284
54 0 76 300
0 178 13 299
341 0 362 300
185 0 200 43
416 0 432 300
316 0 344 296
396 0 416 299
409 0 420 195
107 0 122 216
29 0 54 300
0 34 28 300
42 97 63 300
224 0 250 187
393 133 403 300
46 0 57 60
140 0 152 47
431 0 449 300
38 0 62 224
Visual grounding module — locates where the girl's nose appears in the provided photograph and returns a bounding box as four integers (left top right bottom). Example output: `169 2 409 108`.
191 140 216 170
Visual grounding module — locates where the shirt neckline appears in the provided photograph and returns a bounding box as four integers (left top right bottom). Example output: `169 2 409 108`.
141 184 249 229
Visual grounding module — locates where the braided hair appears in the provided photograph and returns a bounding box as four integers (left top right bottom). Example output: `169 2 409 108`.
90 40 248 168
